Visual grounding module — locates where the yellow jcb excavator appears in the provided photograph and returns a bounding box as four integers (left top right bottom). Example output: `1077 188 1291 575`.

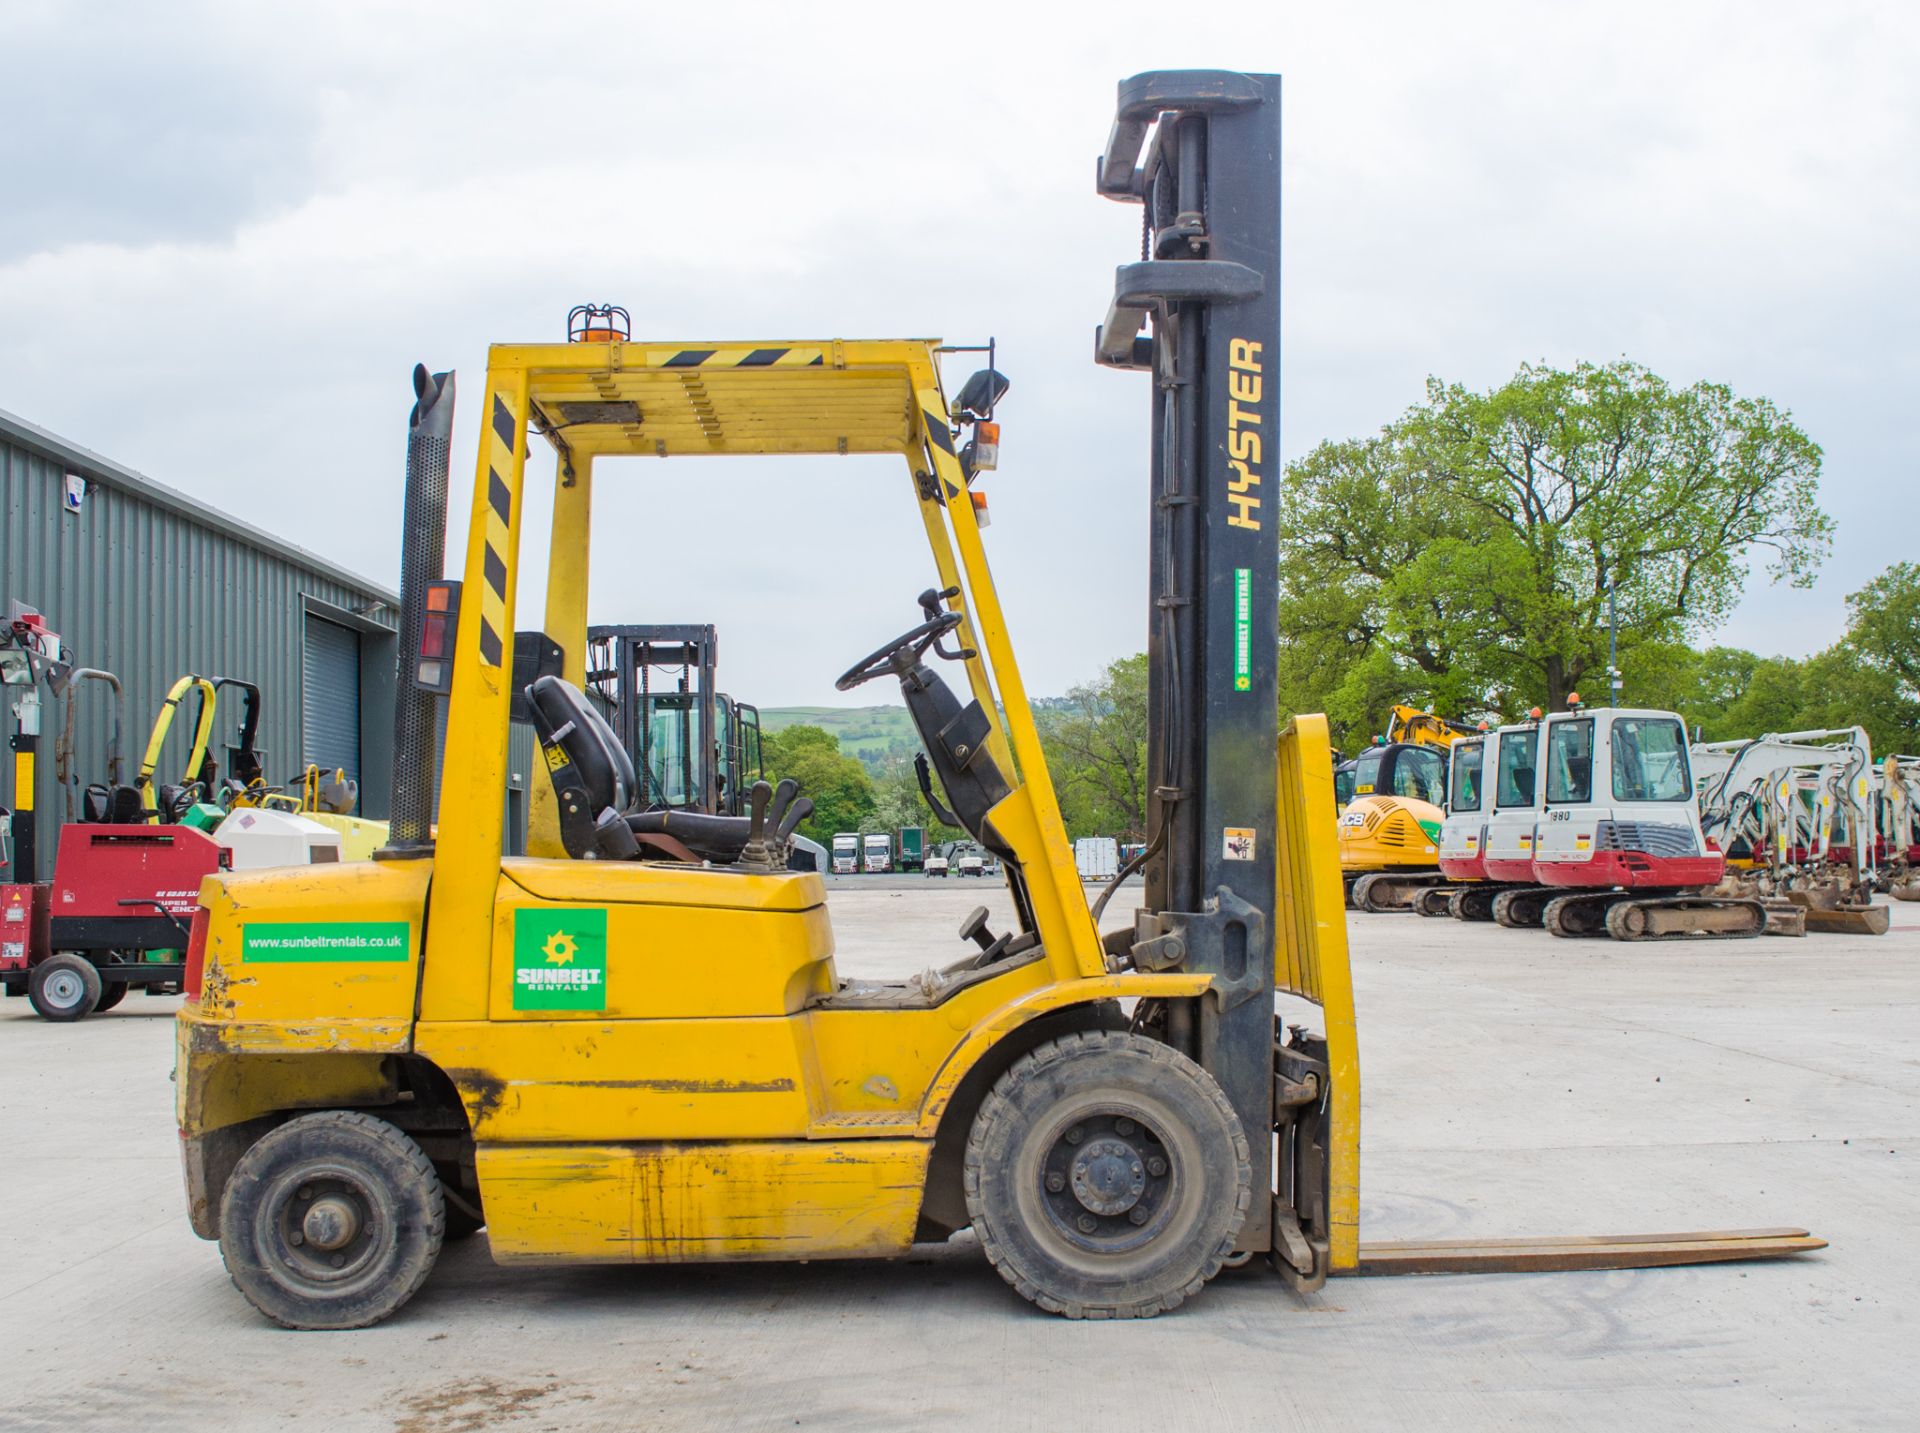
1338 704 1481 911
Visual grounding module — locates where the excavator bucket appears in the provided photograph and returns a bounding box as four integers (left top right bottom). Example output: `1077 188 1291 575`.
1786 886 1892 936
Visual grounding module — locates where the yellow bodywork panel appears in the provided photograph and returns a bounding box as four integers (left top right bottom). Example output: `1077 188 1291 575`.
176 1023 395 1136
477 1139 928 1264
806 970 1213 1136
1276 715 1361 1272
416 1017 818 1142
486 860 834 1021
191 858 431 1052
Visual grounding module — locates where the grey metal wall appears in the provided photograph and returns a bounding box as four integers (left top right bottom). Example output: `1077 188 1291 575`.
1 408 399 879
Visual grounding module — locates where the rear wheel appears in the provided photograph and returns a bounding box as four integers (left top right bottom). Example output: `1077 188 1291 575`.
29 955 101 1021
91 980 129 1013
219 1111 444 1329
964 1030 1250 1319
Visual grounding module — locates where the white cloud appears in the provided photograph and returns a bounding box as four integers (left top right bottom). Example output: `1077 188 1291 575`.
2 0 1914 706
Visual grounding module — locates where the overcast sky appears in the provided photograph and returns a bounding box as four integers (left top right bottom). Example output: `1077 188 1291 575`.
3 1 1914 708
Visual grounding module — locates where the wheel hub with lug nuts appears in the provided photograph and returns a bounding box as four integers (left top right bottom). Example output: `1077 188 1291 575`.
1038 1111 1174 1253
1069 1137 1147 1216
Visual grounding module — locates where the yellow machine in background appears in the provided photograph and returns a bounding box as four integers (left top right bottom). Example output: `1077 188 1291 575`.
1338 705 1478 911
260 765 390 860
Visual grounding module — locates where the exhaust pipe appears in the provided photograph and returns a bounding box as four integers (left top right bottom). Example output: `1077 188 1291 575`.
377 364 455 858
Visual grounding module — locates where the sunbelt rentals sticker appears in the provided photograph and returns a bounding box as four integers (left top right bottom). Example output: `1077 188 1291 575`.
513 907 608 1012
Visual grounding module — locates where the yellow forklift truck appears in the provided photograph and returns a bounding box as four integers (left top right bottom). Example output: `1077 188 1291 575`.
173 70 1819 1330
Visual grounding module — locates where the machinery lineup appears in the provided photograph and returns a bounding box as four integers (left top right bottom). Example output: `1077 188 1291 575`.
118 70 1828 1336
1 598 805 1017
1 607 357 1020
1333 699 1909 940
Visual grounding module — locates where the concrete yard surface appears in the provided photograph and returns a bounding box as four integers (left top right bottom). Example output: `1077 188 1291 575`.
1 880 1915 1431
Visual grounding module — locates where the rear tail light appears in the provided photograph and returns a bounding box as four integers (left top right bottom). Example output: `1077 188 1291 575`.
417 580 462 693
183 907 211 1001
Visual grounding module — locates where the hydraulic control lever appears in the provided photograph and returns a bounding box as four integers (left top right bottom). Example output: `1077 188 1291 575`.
958 904 1013 969
776 798 813 843
737 781 777 868
916 587 977 662
737 778 813 871
765 777 798 832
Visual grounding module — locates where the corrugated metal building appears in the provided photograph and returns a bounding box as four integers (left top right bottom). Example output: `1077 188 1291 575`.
1 406 534 878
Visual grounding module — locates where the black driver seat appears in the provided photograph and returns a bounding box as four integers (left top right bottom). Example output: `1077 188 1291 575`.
525 675 757 863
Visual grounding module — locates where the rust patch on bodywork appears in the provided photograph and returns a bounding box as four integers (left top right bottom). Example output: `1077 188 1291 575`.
445 1067 510 1124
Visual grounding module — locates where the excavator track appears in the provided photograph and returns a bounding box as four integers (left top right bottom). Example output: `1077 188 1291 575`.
1351 871 1448 913
1491 886 1553 928
1350 1227 1825 1277
1451 885 1500 921
1604 895 1768 941
1542 892 1612 938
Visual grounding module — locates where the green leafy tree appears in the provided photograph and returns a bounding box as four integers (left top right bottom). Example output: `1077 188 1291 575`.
1277 359 1832 731
867 757 964 841
761 724 875 846
1036 654 1149 840
1843 562 1920 704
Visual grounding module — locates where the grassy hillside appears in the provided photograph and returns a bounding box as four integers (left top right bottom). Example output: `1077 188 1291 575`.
762 696 1077 774
760 706 921 772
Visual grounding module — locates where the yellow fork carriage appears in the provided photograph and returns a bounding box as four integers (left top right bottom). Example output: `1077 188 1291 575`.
174 70 1818 1330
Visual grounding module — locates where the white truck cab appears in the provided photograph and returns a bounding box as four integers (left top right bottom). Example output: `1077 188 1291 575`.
830 832 858 874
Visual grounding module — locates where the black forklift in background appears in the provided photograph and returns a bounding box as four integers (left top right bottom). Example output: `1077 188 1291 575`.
583 624 763 816
581 624 825 868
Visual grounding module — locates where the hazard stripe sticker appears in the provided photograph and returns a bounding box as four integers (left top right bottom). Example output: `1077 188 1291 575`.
649 347 826 369
477 389 517 669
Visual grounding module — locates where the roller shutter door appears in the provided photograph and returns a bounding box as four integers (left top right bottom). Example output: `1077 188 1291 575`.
303 615 362 785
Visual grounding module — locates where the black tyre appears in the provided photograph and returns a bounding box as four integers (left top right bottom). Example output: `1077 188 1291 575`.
219 1111 444 1330
91 980 129 1013
964 1029 1250 1319
29 954 102 1021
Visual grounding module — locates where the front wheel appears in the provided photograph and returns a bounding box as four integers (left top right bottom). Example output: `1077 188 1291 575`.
29 954 102 1021
219 1111 445 1329
964 1030 1250 1319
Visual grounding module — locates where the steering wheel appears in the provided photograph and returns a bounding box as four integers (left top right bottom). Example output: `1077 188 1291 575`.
164 781 208 822
836 610 964 691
